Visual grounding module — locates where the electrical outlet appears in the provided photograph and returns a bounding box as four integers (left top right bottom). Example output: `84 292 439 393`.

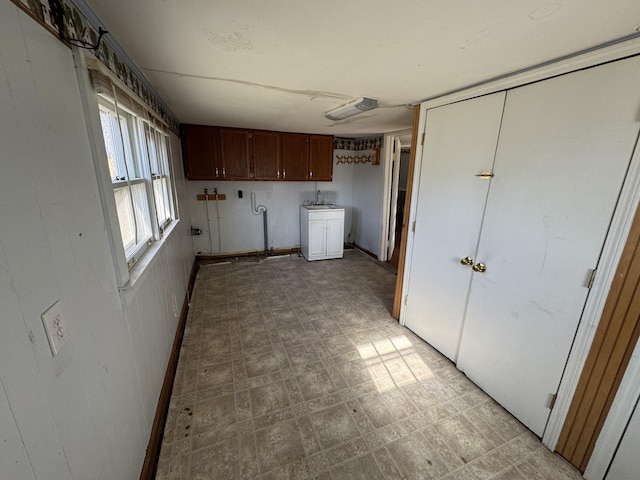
41 301 69 356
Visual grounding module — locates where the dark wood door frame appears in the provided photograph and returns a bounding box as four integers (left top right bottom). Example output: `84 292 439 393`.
392 107 421 318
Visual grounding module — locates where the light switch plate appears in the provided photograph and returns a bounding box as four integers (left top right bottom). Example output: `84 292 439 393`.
41 301 68 356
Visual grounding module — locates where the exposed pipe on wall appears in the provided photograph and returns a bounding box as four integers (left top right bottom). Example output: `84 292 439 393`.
204 188 221 254
251 191 268 255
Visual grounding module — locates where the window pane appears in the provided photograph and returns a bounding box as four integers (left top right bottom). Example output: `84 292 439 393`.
119 116 138 179
145 126 160 175
99 109 127 180
114 183 152 259
114 186 136 253
131 182 152 244
153 177 170 226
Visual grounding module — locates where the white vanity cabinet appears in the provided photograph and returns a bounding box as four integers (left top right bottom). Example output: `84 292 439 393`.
300 205 344 261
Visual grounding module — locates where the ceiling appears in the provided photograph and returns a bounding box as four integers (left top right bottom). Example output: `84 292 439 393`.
84 0 640 137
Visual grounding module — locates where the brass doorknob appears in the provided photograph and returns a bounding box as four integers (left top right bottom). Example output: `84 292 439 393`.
472 262 486 273
460 257 474 266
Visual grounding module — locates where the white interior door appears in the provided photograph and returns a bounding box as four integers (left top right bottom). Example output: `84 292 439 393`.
387 137 402 260
404 92 505 361
457 56 640 436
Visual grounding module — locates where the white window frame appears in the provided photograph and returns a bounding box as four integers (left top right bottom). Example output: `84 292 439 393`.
96 94 177 270
75 54 179 291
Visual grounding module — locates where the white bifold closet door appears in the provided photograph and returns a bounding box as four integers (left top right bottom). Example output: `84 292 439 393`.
404 54 640 438
404 92 505 361
457 56 640 436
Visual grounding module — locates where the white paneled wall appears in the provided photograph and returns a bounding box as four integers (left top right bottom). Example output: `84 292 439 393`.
351 161 386 256
187 161 355 255
0 4 193 480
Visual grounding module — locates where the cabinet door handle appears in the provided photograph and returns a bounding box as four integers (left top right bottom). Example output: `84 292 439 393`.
215 167 219 177
222 167 226 177
310 171 313 179
277 169 280 178
283 169 286 179
475 172 494 179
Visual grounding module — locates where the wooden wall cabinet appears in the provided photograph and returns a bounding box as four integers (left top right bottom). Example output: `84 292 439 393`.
219 128 251 180
181 125 333 181
281 133 309 181
309 135 334 181
252 130 281 180
181 124 222 180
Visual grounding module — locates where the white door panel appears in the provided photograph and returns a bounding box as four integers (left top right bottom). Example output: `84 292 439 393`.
309 220 326 257
405 92 506 361
326 218 344 256
388 138 402 259
457 56 640 436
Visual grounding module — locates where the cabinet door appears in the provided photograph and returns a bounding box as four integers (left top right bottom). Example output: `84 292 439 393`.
309 135 333 181
404 92 506 361
219 128 251 180
309 219 327 257
252 130 281 180
181 124 220 179
457 56 640 436
282 133 308 181
326 217 344 257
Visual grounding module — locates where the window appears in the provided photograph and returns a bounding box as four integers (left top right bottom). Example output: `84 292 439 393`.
95 85 176 269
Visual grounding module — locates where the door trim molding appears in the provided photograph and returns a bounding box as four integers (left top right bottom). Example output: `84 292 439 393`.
416 37 640 111
398 104 428 324
380 130 411 261
584 340 640 479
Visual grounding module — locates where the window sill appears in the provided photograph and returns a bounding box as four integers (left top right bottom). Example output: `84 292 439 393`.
118 219 180 306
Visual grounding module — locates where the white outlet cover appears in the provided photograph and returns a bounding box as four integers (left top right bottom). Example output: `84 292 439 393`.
41 301 69 356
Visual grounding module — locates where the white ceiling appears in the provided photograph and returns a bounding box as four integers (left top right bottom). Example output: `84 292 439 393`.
85 0 640 137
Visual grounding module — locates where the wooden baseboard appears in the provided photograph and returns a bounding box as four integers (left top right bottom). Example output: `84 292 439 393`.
197 246 301 260
139 259 199 480
355 244 378 260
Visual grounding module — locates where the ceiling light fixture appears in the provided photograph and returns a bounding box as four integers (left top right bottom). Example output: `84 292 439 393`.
325 97 378 121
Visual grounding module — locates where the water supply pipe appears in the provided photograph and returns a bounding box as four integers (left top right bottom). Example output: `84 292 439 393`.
213 188 222 254
204 188 221 254
250 191 268 255
204 188 213 253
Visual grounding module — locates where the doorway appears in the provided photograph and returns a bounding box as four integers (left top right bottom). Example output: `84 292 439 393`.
381 131 412 267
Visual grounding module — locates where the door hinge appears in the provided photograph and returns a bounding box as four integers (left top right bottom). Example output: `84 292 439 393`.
587 269 597 289
421 133 425 146
404 295 408 306
411 221 416 233
475 172 495 179
548 393 557 410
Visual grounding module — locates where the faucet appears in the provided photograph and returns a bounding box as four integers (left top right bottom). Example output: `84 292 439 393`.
316 189 323 205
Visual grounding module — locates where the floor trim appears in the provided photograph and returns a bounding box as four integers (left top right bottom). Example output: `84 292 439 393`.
355 244 378 260
197 246 301 260
139 258 199 480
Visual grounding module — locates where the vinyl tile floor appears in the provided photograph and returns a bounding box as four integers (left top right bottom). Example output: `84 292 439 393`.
156 250 583 480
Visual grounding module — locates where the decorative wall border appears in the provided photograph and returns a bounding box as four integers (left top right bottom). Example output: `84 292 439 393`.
334 136 384 151
11 0 180 133
335 153 379 165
